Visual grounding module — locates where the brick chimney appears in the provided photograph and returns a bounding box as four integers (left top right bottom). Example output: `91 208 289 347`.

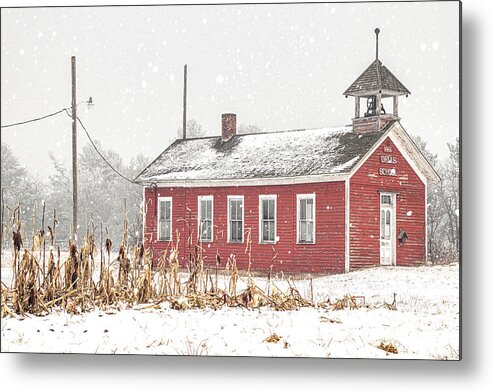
221 113 236 140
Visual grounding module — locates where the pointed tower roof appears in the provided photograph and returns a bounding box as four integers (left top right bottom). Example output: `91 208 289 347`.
343 28 410 97
343 59 411 97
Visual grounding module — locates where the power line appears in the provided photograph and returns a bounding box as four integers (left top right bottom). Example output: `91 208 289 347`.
1 108 67 128
2 106 140 185
76 117 138 185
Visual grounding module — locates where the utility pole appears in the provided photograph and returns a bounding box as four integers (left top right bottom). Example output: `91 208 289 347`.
71 56 78 245
183 64 187 139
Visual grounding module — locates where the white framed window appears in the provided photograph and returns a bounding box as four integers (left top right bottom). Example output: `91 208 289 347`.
297 194 316 244
381 193 393 206
259 195 277 244
227 195 244 243
198 195 213 242
157 197 172 241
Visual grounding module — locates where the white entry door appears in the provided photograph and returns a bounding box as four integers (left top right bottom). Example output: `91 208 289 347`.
380 193 395 266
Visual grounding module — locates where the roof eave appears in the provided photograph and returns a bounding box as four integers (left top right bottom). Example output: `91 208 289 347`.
390 123 441 184
344 89 411 98
133 138 183 183
139 173 351 188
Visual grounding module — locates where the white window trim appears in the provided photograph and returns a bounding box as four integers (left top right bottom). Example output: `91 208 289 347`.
227 195 244 244
296 193 316 244
259 194 277 244
157 196 172 241
198 195 214 242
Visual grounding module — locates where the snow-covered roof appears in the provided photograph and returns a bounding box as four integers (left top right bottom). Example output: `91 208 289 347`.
135 126 385 184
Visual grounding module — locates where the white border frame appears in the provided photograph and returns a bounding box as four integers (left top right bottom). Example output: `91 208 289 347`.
197 195 214 242
296 193 316 245
227 195 244 244
258 194 277 244
157 196 172 241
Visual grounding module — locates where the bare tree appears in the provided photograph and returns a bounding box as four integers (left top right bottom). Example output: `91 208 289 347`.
177 119 205 138
1 143 46 248
411 135 459 263
48 142 150 246
237 123 263 134
411 135 445 262
439 138 460 260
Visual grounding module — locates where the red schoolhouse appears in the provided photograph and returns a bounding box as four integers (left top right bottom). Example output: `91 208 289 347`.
135 34 439 274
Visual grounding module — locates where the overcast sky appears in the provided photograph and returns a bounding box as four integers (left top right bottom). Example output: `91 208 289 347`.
1 1 459 181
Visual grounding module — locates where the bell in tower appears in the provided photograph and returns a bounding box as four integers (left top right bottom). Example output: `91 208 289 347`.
343 28 410 133
366 95 377 117
365 95 386 117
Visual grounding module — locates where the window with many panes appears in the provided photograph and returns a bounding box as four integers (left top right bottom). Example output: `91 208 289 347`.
158 197 172 241
380 193 393 240
198 196 213 242
381 194 392 206
297 194 315 243
259 195 276 243
228 196 244 243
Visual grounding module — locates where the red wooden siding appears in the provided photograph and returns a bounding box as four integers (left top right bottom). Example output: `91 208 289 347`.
144 182 346 274
349 136 426 270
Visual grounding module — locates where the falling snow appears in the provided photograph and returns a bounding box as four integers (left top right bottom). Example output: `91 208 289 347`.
1 2 459 225
216 74 224 84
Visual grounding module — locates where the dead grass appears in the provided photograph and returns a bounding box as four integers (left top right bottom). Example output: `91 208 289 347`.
377 340 399 355
330 295 366 310
263 333 281 343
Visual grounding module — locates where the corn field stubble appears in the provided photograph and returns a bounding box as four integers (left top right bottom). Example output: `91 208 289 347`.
1 211 345 318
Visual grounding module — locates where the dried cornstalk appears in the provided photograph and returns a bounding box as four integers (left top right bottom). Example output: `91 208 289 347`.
2 214 342 316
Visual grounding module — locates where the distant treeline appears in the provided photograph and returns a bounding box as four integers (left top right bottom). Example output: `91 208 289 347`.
411 135 459 263
1 141 150 249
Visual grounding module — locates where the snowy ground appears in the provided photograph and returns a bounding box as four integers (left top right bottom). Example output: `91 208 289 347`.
0 261 459 359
